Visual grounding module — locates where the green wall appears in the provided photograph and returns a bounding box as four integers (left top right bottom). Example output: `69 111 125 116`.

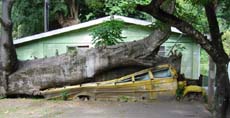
162 34 200 79
16 28 92 60
15 24 200 79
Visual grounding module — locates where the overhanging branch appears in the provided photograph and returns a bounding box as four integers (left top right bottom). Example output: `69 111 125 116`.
136 0 220 60
136 0 163 16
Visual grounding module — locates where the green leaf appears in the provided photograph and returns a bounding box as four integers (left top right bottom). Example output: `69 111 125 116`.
90 20 125 47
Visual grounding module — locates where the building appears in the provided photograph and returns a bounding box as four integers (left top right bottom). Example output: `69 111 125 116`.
14 15 200 79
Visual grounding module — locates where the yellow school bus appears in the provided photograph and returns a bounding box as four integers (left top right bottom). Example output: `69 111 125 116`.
41 64 180 101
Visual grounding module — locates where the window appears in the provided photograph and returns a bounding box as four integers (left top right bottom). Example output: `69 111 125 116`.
67 45 90 54
67 45 90 51
77 45 89 48
135 73 150 81
117 77 132 83
153 68 172 78
158 46 166 56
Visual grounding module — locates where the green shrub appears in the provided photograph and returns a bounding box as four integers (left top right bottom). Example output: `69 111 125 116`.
118 96 129 102
90 19 125 47
60 90 69 101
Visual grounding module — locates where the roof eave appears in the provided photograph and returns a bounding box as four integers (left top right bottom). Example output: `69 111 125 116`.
14 15 182 45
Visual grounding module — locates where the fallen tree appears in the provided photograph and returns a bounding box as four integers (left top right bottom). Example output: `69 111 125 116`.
7 27 181 96
0 0 181 97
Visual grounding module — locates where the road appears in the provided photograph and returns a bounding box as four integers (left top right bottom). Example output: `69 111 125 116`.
0 99 211 118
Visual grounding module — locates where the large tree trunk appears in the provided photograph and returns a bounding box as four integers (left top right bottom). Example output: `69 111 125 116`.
7 27 183 96
214 62 230 118
204 2 230 118
0 0 17 97
57 0 80 27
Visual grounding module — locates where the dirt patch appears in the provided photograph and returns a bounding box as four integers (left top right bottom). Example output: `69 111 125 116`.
0 99 211 118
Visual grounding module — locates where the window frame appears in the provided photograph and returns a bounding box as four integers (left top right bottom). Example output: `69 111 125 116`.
134 72 151 82
152 67 173 79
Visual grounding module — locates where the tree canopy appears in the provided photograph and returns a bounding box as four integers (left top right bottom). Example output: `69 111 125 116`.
10 0 152 38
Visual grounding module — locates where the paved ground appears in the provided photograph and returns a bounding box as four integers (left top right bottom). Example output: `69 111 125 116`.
0 99 211 118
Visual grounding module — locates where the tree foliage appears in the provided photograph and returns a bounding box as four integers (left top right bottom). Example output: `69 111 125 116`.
81 0 151 21
175 0 230 32
218 0 230 29
222 30 230 55
175 0 209 33
12 0 44 38
90 19 125 47
12 0 69 38
11 0 152 38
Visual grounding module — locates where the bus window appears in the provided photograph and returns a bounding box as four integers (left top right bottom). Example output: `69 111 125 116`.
135 73 150 81
153 68 172 78
117 77 132 83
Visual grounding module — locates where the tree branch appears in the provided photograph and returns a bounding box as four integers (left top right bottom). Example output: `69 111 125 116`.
204 2 220 43
136 0 225 62
153 0 164 7
136 0 165 15
204 2 229 62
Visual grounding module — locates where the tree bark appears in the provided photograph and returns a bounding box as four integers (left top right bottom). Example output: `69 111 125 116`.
214 62 230 118
208 56 215 110
0 0 18 97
